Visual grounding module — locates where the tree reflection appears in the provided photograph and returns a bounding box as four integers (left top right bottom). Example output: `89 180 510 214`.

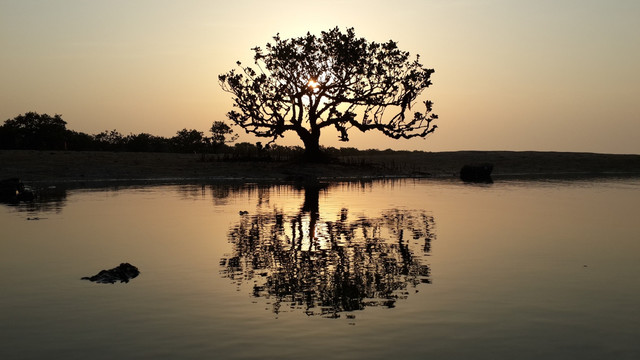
176 183 273 207
220 184 435 318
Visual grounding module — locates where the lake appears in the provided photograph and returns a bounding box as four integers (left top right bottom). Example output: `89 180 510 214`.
1 178 639 359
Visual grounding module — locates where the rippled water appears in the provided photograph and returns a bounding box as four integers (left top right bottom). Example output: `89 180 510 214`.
1 178 639 359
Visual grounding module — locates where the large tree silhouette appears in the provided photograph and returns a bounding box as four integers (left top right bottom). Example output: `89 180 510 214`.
219 27 438 161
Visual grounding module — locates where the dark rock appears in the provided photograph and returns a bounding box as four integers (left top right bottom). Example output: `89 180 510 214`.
0 178 34 203
460 163 494 183
82 263 140 284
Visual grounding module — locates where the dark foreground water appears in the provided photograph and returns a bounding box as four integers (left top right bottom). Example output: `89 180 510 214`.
1 178 639 359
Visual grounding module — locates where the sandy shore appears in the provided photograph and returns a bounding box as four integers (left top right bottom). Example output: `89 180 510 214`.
1 150 640 184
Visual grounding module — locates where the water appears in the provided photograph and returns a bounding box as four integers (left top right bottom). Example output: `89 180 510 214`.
1 178 639 359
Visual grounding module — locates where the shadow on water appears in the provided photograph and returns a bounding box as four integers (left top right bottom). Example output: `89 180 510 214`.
220 183 436 319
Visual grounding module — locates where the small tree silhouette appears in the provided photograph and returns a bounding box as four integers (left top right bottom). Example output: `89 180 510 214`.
209 121 237 145
219 27 438 162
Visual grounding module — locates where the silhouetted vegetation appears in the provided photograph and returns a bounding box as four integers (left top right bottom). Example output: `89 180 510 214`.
5 113 640 181
209 121 238 151
0 112 69 150
0 112 438 163
219 27 438 162
0 111 236 154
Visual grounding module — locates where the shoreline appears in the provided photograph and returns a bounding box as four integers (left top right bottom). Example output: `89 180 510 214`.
2 149 640 185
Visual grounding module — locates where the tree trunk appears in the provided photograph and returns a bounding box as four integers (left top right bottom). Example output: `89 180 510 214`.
300 132 326 162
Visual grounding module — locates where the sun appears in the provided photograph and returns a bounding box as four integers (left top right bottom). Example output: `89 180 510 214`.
307 78 320 90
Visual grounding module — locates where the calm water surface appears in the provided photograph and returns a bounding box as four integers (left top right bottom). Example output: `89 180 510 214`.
1 178 639 359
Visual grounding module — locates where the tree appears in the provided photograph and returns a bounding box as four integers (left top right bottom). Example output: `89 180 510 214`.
65 130 96 151
125 133 168 152
93 130 125 151
0 112 68 150
219 27 438 161
172 128 205 153
209 121 238 148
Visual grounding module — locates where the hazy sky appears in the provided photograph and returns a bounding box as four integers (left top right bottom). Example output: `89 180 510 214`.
1 0 638 154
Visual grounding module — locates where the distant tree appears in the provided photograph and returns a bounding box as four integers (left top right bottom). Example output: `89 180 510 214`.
219 27 438 162
264 144 304 161
124 133 168 152
65 130 96 151
93 130 126 151
0 112 68 150
209 121 238 148
231 142 259 159
0 123 13 149
172 128 205 153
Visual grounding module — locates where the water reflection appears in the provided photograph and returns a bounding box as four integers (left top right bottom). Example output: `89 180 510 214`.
220 184 436 318
176 183 273 206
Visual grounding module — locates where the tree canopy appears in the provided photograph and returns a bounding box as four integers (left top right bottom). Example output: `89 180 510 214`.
209 121 238 146
219 27 438 161
0 112 68 150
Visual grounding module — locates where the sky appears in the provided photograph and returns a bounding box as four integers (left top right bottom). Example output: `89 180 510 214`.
1 0 639 154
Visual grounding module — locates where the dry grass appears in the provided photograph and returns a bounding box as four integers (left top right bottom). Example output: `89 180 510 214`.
1 149 639 184
346 150 640 177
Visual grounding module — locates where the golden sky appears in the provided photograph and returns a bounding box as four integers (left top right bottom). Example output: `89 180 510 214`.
1 0 638 154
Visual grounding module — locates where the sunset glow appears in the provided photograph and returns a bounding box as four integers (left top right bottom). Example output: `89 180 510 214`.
307 79 320 90
1 1 638 154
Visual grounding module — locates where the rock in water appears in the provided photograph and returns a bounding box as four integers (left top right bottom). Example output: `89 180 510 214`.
0 178 34 203
82 263 140 284
460 163 494 183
